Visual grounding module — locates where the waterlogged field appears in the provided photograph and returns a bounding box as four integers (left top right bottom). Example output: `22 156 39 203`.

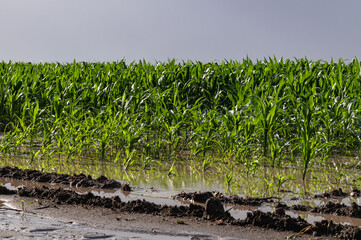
1 58 361 196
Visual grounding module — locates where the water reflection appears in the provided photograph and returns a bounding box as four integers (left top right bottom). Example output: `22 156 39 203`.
1 155 361 199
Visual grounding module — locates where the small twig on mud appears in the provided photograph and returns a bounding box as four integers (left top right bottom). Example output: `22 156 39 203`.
34 205 51 210
287 226 311 239
0 207 22 212
225 206 233 213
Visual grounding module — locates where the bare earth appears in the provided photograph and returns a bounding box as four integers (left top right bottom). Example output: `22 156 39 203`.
0 195 336 240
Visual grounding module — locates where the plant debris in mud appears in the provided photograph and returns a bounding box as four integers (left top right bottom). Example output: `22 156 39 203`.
173 191 274 206
0 166 130 190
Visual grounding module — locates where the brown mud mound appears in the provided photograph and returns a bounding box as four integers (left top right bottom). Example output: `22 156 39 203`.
204 197 226 219
0 166 129 190
241 208 309 232
310 220 361 239
238 209 361 239
173 191 273 206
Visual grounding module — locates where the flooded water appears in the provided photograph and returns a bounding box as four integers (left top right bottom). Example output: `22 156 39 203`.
2 155 360 198
1 155 361 231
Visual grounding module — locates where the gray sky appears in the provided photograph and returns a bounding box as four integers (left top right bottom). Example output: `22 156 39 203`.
1 0 361 63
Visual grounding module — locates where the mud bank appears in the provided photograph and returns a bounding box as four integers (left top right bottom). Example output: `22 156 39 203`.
0 166 130 190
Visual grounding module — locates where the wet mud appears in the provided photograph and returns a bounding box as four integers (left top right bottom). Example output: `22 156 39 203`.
15 186 230 220
0 166 130 190
1 168 361 239
0 185 360 239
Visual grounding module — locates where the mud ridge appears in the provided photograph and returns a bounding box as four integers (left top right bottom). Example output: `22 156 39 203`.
176 190 361 219
0 166 130 190
15 186 231 220
2 186 360 239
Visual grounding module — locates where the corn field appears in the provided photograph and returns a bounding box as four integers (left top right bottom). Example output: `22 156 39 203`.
1 58 361 180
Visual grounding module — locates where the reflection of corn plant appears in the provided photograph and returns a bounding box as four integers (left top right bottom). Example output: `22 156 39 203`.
331 163 349 188
224 173 234 188
275 173 295 194
168 161 176 176
201 157 218 173
264 178 274 197
244 158 260 178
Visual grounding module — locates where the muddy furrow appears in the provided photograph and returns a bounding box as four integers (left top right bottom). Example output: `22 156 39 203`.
173 191 274 206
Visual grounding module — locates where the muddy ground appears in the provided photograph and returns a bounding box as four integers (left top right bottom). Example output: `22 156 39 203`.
0 167 360 239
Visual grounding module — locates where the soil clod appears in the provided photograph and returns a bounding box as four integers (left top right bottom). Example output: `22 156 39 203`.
204 197 226 219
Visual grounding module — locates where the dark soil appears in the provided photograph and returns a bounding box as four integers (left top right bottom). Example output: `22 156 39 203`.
173 191 214 203
173 191 274 206
0 166 130 190
276 200 361 218
1 185 360 239
0 186 16 195
235 207 361 239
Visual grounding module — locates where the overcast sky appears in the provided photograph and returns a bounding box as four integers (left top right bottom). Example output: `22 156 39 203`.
1 0 361 63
